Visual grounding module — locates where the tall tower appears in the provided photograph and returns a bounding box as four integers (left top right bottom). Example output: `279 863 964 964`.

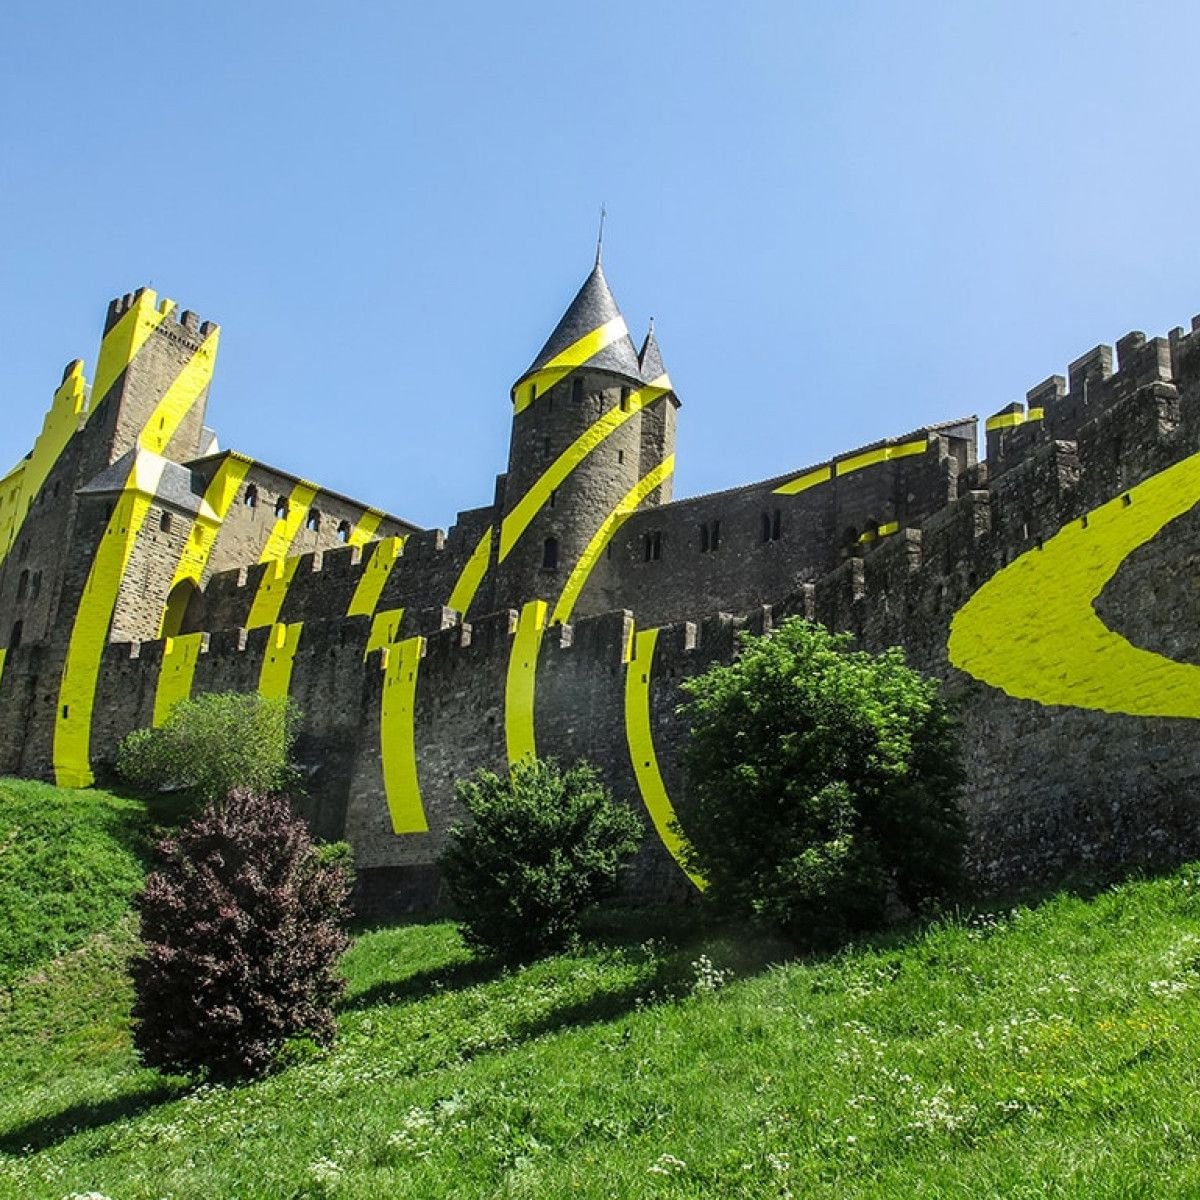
490 263 679 618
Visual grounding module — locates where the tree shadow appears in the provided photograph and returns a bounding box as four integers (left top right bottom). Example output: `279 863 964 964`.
0 1080 186 1156
339 955 509 1012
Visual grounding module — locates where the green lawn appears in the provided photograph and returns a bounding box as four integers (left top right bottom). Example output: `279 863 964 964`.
3 779 1200 1198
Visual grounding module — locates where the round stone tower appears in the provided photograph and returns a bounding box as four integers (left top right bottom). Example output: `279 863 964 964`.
491 261 679 618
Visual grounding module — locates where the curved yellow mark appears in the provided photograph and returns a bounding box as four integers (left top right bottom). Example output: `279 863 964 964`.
499 378 670 562
0 648 8 692
259 481 318 563
550 456 675 626
91 292 175 409
137 329 220 456
347 509 384 548
247 555 302 630
948 449 1200 717
365 607 405 657
773 465 831 496
512 316 629 413
772 436 928 496
505 599 547 766
55 480 161 786
259 622 303 701
447 526 493 617
152 632 206 726
625 628 706 891
347 536 405 618
380 636 428 833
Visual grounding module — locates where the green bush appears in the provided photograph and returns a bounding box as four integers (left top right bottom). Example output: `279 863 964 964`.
131 788 351 1081
116 692 300 804
678 618 965 947
440 759 643 960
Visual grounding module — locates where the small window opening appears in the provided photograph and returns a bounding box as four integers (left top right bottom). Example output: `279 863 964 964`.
31 572 41 601
306 509 321 533
700 523 709 553
528 382 537 406
617 449 625 465
53 481 60 499
606 542 613 559
542 536 559 569
542 436 551 459
620 387 631 412
275 497 289 520
244 484 258 508
700 520 720 553
772 509 782 541
336 520 352 544
572 377 583 404
9 621 22 650
549 489 558 509
762 510 782 542
643 531 662 562
159 511 172 534
16 570 29 602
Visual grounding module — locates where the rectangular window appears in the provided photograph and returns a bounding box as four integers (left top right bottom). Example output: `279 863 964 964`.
643 531 662 562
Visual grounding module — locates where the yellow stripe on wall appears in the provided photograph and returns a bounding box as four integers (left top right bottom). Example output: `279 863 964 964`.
0 647 7 692
152 632 206 727
246 556 303 630
835 437 928 477
380 636 429 833
259 481 318 563
348 510 384 548
137 328 220 456
550 456 675 626
447 526 493 617
512 316 629 413
505 599 547 766
347 536 405 618
948 447 1200 718
499 377 671 562
365 607 405 656
624 627 705 891
55 477 162 787
773 465 831 497
259 622 303 701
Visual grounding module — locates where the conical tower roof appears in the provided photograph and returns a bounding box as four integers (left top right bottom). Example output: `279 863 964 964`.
513 264 644 405
637 321 672 390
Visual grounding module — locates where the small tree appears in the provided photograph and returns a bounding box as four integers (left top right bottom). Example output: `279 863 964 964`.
440 758 643 960
131 788 351 1081
679 618 965 947
116 692 299 804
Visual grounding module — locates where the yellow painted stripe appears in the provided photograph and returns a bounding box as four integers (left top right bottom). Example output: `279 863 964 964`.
348 510 385 548
499 377 671 561
164 455 254 600
92 291 175 408
152 632 206 726
0 362 89 569
513 316 629 413
505 599 547 765
836 437 928 477
447 526 493 617
877 520 900 537
948 447 1200 718
986 410 1027 433
246 556 303 630
380 636 429 833
550 456 676 626
365 607 405 657
1028 407 1045 422
347 536 405 618
137 329 220 456
259 481 318 563
55 475 162 786
55 331 219 788
625 628 706 891
773 464 832 497
259 622 303 701
0 647 8 691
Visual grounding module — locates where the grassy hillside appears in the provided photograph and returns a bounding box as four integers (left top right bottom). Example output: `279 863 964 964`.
2 781 1200 1198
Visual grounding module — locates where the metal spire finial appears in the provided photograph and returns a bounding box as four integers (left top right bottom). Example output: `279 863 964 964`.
595 204 606 267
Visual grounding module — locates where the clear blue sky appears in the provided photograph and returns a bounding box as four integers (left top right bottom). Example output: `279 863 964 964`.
4 2 1200 528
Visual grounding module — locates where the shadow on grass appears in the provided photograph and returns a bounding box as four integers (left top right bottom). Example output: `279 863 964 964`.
340 955 509 1012
0 1080 186 1155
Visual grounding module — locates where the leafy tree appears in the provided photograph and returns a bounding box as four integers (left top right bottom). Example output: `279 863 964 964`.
440 758 643 960
131 788 351 1081
678 618 965 947
116 692 300 804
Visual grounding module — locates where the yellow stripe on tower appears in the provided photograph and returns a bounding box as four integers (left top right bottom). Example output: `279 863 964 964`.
505 600 547 766
259 481 319 563
447 527 493 617
247 556 303 630
91 291 175 408
259 622 303 701
625 627 706 891
512 316 629 414
347 536 406 618
499 377 671 562
0 647 8 692
348 510 385 548
550 456 676 626
773 464 831 497
138 329 220 456
152 633 206 727
380 636 429 833
55 472 164 786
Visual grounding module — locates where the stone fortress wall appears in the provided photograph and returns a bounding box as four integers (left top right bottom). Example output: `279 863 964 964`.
2 270 1199 912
